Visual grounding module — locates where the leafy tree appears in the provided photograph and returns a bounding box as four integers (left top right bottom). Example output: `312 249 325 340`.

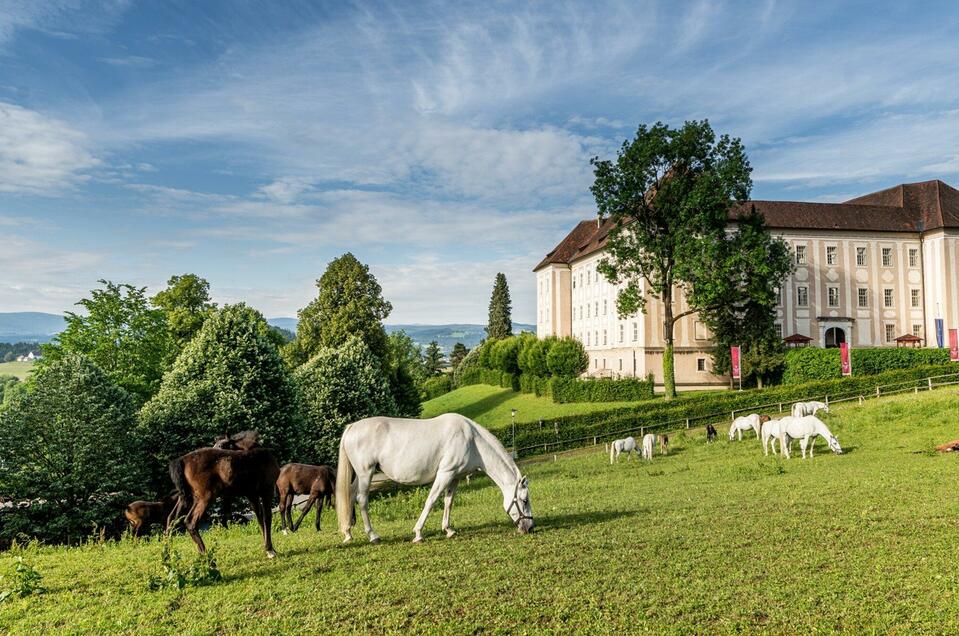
546 337 589 377
452 346 482 387
295 337 397 464
152 274 217 355
449 342 470 370
0 354 144 543
519 337 554 377
591 120 772 399
385 330 425 417
486 273 512 340
0 375 20 409
2 352 14 363
138 304 302 484
41 280 170 403
285 253 392 367
387 331 428 384
423 341 445 376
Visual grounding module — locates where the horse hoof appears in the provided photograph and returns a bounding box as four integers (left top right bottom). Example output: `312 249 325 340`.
412 536 423 544
281 529 289 536
369 535 381 544
342 534 353 544
266 550 277 559
445 529 456 538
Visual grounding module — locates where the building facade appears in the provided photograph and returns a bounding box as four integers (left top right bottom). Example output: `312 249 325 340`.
534 180 959 389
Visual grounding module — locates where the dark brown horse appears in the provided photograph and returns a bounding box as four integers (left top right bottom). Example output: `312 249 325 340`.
124 493 178 537
277 463 336 533
168 431 280 558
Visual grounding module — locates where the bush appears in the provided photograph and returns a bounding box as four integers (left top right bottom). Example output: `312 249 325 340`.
489 337 522 374
138 304 303 485
783 347 952 384
519 374 551 397
453 347 483 387
546 338 589 377
0 354 145 546
295 337 398 465
421 374 453 400
520 338 553 377
550 377 655 403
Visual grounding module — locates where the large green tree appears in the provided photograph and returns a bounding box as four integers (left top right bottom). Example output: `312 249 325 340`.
152 273 217 355
591 120 784 399
0 354 145 543
486 273 512 340
449 342 470 370
41 280 170 403
423 340 445 376
138 304 302 483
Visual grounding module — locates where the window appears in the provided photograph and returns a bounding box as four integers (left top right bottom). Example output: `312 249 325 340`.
586 332 590 346
858 288 868 308
795 245 806 265
619 324 624 343
827 286 840 307
911 289 920 308
603 300 607 315
603 330 607 345
632 322 638 342
774 323 783 339
595 302 599 316
884 288 894 308
856 247 867 266
594 358 598 369
572 277 576 289
913 324 922 337
885 324 896 343
595 270 599 283
882 248 892 267
594 331 598 346
776 287 783 305
909 248 918 268
586 305 590 318
826 246 837 265
697 358 707 372
797 286 808 307
580 274 583 288
618 359 623 371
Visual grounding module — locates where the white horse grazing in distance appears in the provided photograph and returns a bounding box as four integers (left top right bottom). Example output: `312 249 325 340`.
641 433 656 460
761 418 785 456
791 401 829 418
610 437 637 464
779 415 843 459
728 414 770 441
336 414 534 544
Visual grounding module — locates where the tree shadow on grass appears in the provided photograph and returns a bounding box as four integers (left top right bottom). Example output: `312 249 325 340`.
453 388 516 422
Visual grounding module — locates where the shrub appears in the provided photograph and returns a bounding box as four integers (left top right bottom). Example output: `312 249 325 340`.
783 347 952 384
296 337 398 465
546 337 589 377
0 354 145 546
421 375 453 400
490 337 522 374
521 338 553 377
519 374 551 397
453 347 483 387
550 377 655 403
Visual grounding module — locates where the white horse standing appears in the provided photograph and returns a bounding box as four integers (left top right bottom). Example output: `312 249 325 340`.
779 415 843 459
610 437 637 464
336 414 534 544
728 414 769 441
761 418 784 456
641 433 656 460
791 400 829 418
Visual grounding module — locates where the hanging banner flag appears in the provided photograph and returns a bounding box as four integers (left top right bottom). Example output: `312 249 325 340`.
840 342 852 376
730 346 741 380
950 329 958 362
936 319 945 348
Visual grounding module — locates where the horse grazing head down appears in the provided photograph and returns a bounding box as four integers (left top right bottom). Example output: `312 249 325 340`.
505 476 534 534
213 430 263 451
827 435 843 454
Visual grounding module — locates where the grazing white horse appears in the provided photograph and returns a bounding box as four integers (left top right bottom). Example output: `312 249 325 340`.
641 433 656 460
335 414 534 544
728 414 769 441
761 418 784 456
610 437 638 464
779 415 843 459
791 400 829 418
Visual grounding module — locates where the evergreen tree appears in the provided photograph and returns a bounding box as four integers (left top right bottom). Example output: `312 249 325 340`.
486 273 512 340
449 342 470 369
423 341 445 376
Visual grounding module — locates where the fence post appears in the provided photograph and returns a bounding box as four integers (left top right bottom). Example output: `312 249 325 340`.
876 386 880 397
858 395 863 405
824 395 829 406
731 410 736 421
685 418 690 429
778 402 783 412
915 386 919 394
928 378 933 390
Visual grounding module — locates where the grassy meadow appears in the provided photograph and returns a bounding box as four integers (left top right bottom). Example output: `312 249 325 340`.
4 387 959 633
0 360 36 380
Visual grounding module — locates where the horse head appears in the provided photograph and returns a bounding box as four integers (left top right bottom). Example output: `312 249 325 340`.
213 430 263 451
505 476 534 534
827 435 843 454
759 415 771 423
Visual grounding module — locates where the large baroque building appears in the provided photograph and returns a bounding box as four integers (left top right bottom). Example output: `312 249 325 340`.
534 180 959 389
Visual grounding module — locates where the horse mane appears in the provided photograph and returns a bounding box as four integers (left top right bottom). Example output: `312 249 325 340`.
465 417 520 478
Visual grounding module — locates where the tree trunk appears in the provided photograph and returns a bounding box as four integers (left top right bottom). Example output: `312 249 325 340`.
663 300 677 400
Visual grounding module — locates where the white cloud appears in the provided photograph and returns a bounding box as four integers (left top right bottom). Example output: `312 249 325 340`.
0 0 130 47
0 233 102 312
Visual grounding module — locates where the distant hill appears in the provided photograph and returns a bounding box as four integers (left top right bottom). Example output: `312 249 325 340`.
266 319 535 352
0 312 66 343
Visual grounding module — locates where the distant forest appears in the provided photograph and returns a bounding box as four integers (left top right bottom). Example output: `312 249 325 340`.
0 342 41 362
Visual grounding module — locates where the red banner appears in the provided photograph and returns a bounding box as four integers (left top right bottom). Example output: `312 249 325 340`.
950 329 958 362
840 342 851 376
731 346 741 379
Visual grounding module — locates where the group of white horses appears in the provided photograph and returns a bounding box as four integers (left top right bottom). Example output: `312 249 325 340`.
728 400 843 458
608 433 661 463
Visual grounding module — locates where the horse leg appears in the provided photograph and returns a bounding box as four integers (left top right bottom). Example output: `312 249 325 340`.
800 437 808 459
354 469 379 544
315 493 324 531
413 470 457 544
293 494 317 532
441 480 460 538
278 486 289 534
260 492 276 558
185 492 213 554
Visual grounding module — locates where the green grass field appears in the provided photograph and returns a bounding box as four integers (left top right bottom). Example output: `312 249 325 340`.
0 360 35 380
4 387 959 633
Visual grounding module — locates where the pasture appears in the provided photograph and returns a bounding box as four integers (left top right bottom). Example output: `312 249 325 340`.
0 361 35 380
4 388 959 633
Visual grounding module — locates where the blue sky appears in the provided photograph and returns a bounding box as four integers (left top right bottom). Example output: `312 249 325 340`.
3 1 959 322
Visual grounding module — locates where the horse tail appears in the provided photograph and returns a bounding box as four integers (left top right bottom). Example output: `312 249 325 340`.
167 456 192 522
336 428 355 537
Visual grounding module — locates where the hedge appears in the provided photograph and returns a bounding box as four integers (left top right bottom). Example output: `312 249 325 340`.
420 375 453 400
550 376 655 403
457 367 519 392
490 362 959 457
784 347 952 384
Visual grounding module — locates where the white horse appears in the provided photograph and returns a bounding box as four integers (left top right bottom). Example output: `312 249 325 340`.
641 433 656 460
610 437 637 464
761 418 784 456
728 413 769 441
791 400 829 418
335 414 534 544
779 415 843 459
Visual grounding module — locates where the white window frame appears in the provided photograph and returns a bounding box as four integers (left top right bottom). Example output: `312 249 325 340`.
797 286 808 307
858 288 868 308
910 288 921 308
884 288 894 308
856 247 867 267
882 248 893 267
696 358 707 372
909 248 919 268
826 246 837 266
795 245 806 265
827 286 840 308
885 324 896 343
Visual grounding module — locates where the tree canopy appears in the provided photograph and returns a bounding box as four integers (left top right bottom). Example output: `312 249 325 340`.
423 340 445 376
486 273 512 340
152 273 216 355
449 342 470 370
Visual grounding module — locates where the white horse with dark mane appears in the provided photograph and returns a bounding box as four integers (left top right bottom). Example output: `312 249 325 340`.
336 414 534 544
791 400 829 418
778 415 843 459
610 437 637 464
761 418 784 456
641 433 656 460
728 414 769 441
